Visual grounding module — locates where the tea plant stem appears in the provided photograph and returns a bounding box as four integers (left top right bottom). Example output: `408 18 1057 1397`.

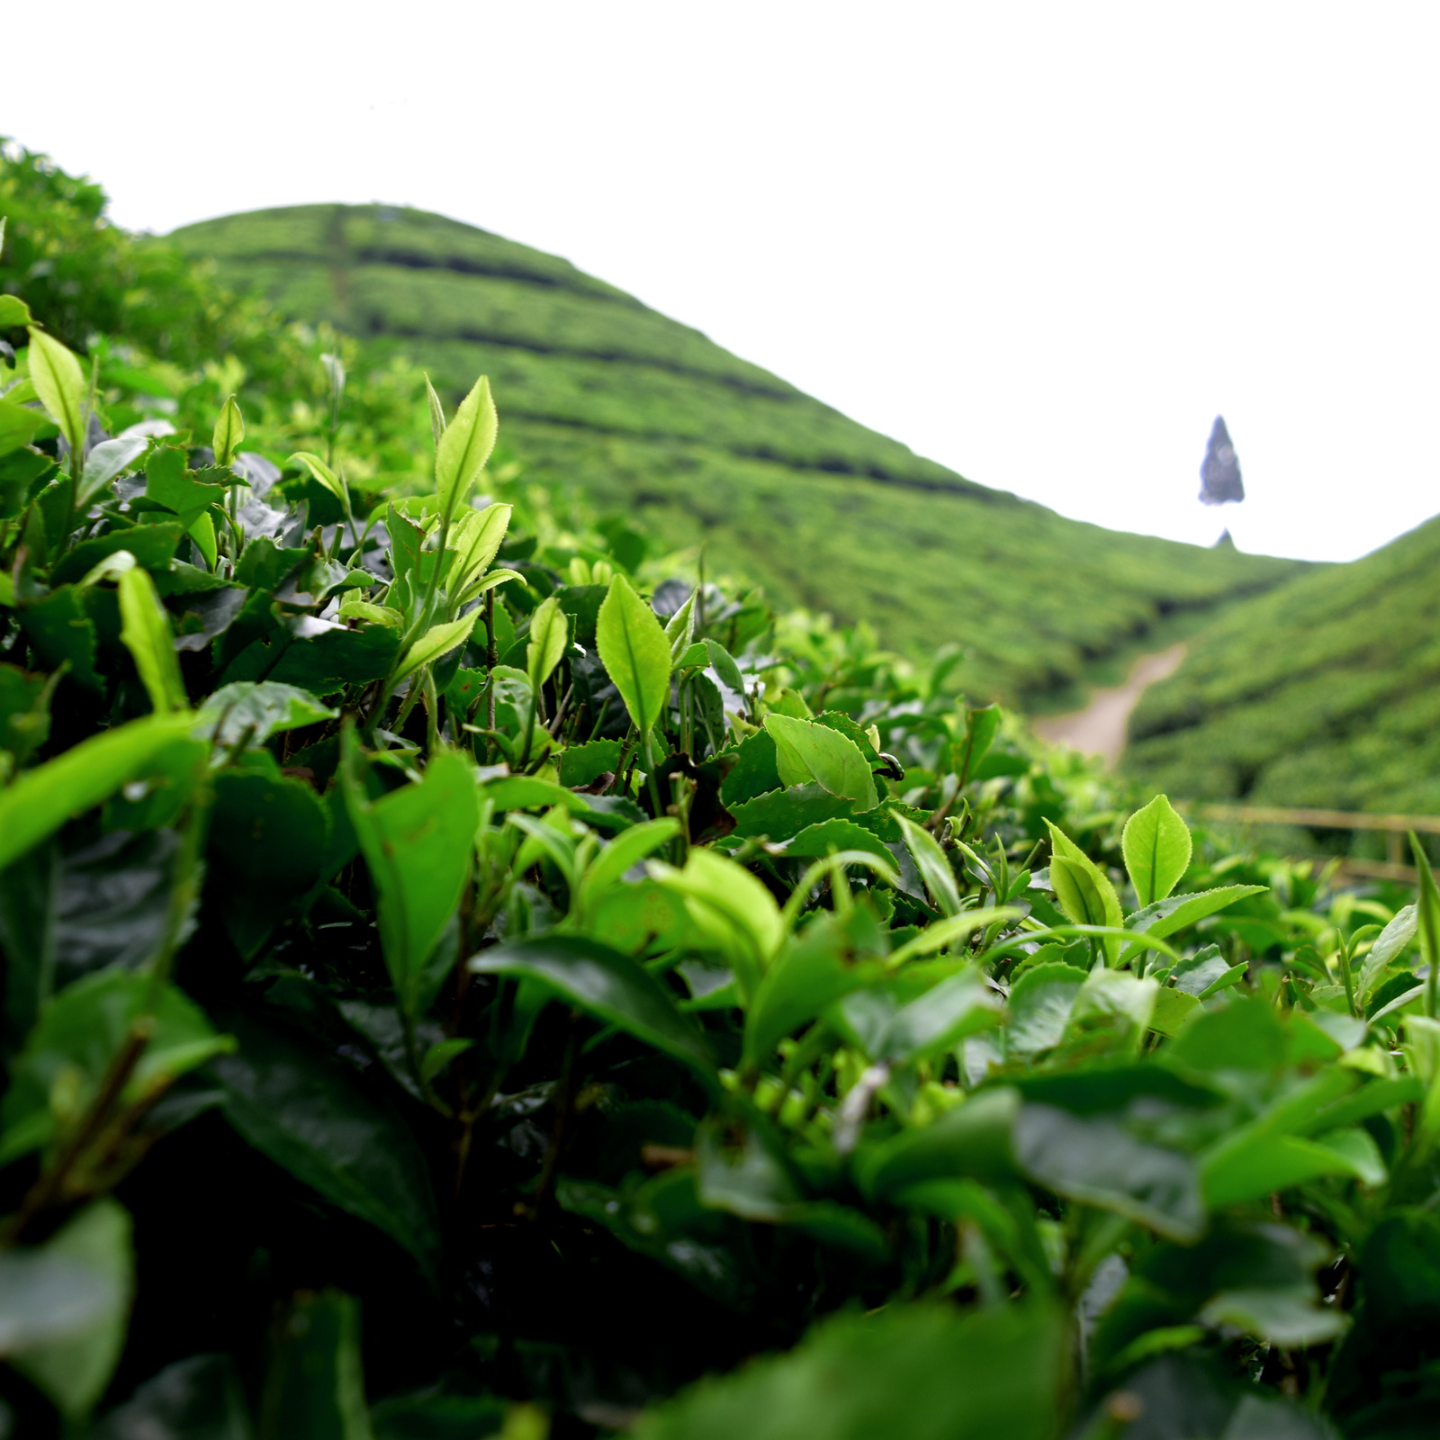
0 1021 152 1246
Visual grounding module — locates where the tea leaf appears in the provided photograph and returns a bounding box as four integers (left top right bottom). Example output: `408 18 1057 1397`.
765 714 878 812
27 326 87 462
1122 794 1192 906
286 450 347 504
4 1202 133 1420
526 594 568 695
469 934 717 1086
0 712 199 870
118 567 187 714
210 1010 441 1277
396 608 481 682
597 574 671 740
435 374 497 524
342 738 477 1016
211 393 244 467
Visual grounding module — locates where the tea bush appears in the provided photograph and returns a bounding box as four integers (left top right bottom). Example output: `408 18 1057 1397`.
5 192 1440 1440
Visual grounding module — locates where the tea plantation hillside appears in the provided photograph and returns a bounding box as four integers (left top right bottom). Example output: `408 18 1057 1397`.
1127 513 1440 811
171 204 1304 700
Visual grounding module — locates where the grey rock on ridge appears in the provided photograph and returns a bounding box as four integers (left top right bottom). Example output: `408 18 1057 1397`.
1199 416 1244 505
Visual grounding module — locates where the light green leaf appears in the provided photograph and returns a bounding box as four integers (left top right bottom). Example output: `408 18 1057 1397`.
896 814 961 915
744 914 882 1069
287 450 347 504
1358 903 1417 1003
0 293 34 326
396 608 481 682
597 574 672 739
5 1201 134 1420
424 372 447 445
469 934 717 1087
575 817 680 920
77 435 148 509
649 846 784 997
877 967 1002 1064
449 502 513 594
77 548 137 589
341 737 478 1016
27 326 88 462
211 393 244 467
338 599 404 627
526 594 568 695
1122 794 1192 906
1412 833 1440 1017
0 712 200 870
435 374 497 524
1200 1133 1360 1207
1121 885 1268 957
664 587 697 662
1050 856 1111 928
885 906 1023 969
118 566 187 714
764 714 878 811
188 510 218 570
1044 820 1123 963
632 1297 1064 1440
1006 963 1086 1057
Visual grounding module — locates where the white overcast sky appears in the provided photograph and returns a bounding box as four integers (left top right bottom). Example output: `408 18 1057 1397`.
8 2 1438 563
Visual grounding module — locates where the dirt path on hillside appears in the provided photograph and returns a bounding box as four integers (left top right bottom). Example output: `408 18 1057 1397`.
1031 644 1188 768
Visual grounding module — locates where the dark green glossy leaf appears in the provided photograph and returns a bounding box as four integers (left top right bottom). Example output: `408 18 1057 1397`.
209 771 329 957
53 521 187 587
265 622 402 694
53 829 187 987
208 1011 441 1277
558 737 623 788
469 934 716 1085
197 681 337 749
719 730 782 808
22 585 103 692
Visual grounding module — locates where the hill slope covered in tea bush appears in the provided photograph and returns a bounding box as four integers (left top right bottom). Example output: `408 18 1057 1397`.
169 203 1305 701
1126 513 1440 814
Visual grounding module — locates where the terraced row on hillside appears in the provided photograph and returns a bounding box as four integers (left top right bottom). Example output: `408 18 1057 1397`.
1126 514 1440 812
173 203 1304 699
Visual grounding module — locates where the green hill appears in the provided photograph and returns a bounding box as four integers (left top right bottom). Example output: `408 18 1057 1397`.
172 203 1304 700
1126 515 1440 813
